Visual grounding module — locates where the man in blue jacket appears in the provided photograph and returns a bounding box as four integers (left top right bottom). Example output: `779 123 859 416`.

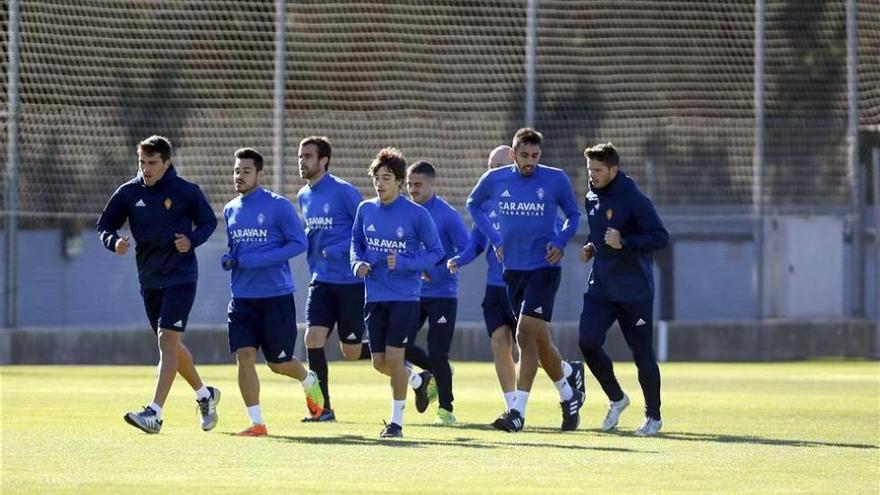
297 136 367 422
350 148 445 438
97 135 220 434
222 147 324 437
405 160 470 426
467 128 585 432
579 142 669 436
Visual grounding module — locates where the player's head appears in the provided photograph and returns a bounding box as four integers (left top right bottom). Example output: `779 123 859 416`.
406 160 436 206
137 135 173 187
510 128 543 177
584 142 620 189
298 136 332 182
233 147 264 195
487 145 512 170
369 147 407 204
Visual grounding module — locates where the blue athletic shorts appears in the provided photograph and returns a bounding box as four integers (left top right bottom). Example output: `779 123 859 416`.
305 281 366 344
482 285 517 336
364 301 420 354
503 266 562 322
140 282 196 333
227 294 297 363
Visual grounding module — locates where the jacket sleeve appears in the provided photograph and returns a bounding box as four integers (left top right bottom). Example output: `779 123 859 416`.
396 209 445 272
622 194 668 253
187 185 218 248
465 172 502 247
350 203 368 273
96 185 129 252
324 185 363 261
451 224 487 268
550 173 581 250
237 199 308 269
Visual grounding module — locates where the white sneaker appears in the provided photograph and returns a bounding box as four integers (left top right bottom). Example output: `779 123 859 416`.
634 417 663 436
197 386 221 431
602 393 630 431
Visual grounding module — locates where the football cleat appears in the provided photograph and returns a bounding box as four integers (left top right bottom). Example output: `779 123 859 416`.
560 390 585 431
301 408 336 423
302 371 326 420
434 408 456 426
124 405 163 434
237 423 268 437
634 417 663 437
196 386 221 431
379 421 403 438
602 393 630 431
413 371 434 413
566 360 586 397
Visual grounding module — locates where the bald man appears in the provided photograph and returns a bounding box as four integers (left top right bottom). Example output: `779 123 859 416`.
448 146 583 426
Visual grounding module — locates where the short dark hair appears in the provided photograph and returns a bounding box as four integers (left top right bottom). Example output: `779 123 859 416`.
407 160 436 179
512 128 543 150
369 147 407 182
584 142 620 167
138 135 172 161
234 147 264 172
299 136 332 170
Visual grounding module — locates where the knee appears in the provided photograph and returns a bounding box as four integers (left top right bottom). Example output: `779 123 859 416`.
490 331 512 355
304 328 327 348
157 330 180 351
235 348 257 366
266 361 285 374
371 356 386 373
340 344 361 361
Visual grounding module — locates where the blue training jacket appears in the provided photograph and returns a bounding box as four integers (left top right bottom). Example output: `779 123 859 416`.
97 166 217 289
419 195 470 298
466 164 581 271
350 195 444 303
585 171 668 301
297 173 363 285
222 187 308 298
451 201 505 288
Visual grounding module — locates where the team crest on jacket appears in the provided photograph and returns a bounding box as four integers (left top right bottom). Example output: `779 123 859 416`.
606 208 613 220
164 198 172 210
323 203 330 214
257 213 265 225
396 226 405 239
536 187 545 199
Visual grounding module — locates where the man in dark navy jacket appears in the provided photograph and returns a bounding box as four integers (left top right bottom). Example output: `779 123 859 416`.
97 135 219 434
579 142 668 437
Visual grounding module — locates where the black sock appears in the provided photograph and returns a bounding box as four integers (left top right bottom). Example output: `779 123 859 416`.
307 347 331 411
359 342 371 360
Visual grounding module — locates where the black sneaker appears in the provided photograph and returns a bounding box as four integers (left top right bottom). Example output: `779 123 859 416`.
301 408 336 423
124 405 163 434
493 409 525 432
560 390 585 431
413 371 433 413
379 421 403 438
566 360 586 397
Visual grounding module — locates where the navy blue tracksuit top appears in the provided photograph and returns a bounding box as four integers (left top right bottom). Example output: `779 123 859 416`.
97 166 218 289
585 171 668 301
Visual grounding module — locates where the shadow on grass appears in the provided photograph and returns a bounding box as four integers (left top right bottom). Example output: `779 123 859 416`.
591 429 879 450
236 432 651 453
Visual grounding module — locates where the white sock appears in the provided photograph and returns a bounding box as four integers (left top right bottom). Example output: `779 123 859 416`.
407 368 423 389
513 391 529 417
555 377 574 402
195 385 211 400
561 360 573 379
148 402 163 421
301 370 316 388
391 399 406 426
247 405 264 425
503 391 517 411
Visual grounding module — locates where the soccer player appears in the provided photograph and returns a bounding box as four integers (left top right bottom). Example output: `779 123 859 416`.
466 128 584 432
405 160 470 426
578 143 668 436
97 135 220 434
222 147 324 437
297 136 368 422
450 145 584 421
351 148 445 438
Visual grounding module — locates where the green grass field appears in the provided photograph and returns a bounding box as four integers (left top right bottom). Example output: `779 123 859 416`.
2 361 878 494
